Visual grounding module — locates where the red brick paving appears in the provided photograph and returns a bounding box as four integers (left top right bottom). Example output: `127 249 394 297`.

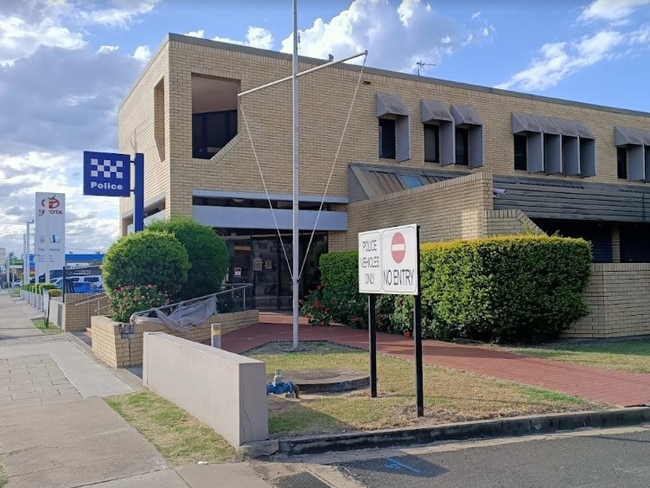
222 313 650 408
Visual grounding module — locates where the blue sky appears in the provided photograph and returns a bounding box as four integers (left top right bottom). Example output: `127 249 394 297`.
1 0 650 256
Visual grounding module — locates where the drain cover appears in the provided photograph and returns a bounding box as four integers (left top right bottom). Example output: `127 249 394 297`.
274 471 330 488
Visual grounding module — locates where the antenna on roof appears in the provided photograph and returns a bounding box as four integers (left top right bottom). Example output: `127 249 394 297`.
416 60 437 76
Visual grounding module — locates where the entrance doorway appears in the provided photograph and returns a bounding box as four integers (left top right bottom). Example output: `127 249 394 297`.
223 231 327 311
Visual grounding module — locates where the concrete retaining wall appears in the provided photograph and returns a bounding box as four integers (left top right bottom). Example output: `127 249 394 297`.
143 332 268 447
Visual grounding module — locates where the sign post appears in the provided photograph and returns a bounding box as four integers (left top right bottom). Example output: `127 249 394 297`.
359 224 422 416
83 151 144 232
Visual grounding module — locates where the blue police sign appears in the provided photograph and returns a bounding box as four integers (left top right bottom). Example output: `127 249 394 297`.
83 151 131 197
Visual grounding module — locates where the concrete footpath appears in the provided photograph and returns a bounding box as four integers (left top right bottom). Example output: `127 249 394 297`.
0 291 271 488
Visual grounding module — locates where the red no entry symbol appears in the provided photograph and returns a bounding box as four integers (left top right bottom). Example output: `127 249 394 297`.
391 232 406 263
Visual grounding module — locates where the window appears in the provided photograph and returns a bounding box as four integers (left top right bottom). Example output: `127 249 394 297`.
514 134 527 170
424 125 440 163
512 113 595 177
617 147 628 180
379 118 396 159
450 104 484 168
399 174 423 189
455 127 469 166
376 93 410 162
192 110 237 159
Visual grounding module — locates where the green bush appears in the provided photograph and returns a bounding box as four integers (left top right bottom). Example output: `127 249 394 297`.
102 231 190 301
109 285 169 322
300 251 367 327
145 217 229 300
48 289 62 298
301 235 591 343
420 235 592 343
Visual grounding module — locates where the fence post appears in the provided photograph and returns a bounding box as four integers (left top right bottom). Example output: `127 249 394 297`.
211 323 222 348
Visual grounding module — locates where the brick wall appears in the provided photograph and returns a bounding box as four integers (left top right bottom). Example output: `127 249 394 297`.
332 172 493 251
118 36 650 231
63 294 111 332
91 310 259 368
566 263 650 338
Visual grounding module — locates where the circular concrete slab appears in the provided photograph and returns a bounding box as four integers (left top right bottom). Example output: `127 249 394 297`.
273 369 370 394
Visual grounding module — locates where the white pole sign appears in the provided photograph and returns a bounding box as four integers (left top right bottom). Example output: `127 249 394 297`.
34 192 65 283
359 224 418 295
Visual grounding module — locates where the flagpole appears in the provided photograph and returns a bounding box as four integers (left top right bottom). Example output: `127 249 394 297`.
291 0 300 350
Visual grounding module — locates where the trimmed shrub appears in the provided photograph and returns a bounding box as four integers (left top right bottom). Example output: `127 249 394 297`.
145 217 229 300
109 285 170 322
102 231 190 301
302 235 591 343
301 251 367 327
420 235 592 343
48 289 62 298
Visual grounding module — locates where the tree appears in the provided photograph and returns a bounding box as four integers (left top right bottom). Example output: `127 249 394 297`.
145 217 229 300
102 230 190 301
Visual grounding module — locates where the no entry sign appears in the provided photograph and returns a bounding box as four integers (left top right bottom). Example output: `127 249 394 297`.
359 224 419 295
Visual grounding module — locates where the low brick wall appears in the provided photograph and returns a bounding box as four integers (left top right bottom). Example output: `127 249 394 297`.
143 332 268 447
63 293 111 332
91 310 259 368
566 263 650 338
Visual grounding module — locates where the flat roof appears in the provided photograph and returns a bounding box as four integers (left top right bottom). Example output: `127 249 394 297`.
160 33 650 119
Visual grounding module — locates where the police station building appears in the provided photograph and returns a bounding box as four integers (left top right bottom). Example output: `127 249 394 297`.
118 34 650 321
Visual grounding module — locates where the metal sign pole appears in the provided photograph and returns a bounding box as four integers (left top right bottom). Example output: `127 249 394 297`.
368 294 377 397
133 153 144 232
414 225 423 417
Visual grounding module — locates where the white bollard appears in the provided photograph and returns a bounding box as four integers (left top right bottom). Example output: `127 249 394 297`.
211 323 222 348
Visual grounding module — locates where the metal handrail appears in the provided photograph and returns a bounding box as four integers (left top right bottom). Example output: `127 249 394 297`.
130 283 253 318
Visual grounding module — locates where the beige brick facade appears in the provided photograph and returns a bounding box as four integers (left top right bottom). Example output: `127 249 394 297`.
118 34 650 230
117 34 650 338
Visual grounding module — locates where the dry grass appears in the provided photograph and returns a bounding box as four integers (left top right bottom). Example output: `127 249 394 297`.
247 341 604 437
105 391 241 466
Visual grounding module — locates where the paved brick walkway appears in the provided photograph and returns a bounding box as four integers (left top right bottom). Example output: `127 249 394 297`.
223 313 650 408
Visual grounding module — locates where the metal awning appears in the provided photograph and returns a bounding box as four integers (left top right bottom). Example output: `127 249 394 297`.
376 92 409 117
421 99 453 123
615 126 650 146
512 112 541 133
450 103 483 125
513 112 594 138
533 116 561 135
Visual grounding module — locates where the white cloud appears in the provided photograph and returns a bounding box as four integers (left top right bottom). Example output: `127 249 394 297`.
98 45 119 54
0 15 86 66
0 151 119 253
186 29 205 38
132 44 151 62
74 0 161 28
497 0 649 93
246 26 273 49
579 0 650 23
280 0 491 74
212 26 274 49
497 30 624 91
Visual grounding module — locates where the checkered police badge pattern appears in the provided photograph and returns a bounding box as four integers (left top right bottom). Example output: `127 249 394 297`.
90 158 125 180
83 151 131 197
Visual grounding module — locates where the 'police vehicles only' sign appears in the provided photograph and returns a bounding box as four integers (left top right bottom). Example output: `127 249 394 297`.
358 224 418 295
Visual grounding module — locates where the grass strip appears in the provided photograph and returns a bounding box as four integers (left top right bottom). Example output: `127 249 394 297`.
247 341 602 437
105 391 241 466
31 318 61 334
504 341 650 374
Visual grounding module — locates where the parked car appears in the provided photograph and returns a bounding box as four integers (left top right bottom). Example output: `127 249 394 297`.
51 278 63 289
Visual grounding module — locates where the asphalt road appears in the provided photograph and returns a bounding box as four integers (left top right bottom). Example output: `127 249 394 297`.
263 425 650 487
336 426 650 487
